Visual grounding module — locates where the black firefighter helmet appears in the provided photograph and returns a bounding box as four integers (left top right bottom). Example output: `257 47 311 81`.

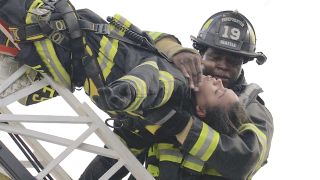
191 10 267 65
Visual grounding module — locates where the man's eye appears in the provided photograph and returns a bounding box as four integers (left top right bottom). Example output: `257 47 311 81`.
212 55 222 60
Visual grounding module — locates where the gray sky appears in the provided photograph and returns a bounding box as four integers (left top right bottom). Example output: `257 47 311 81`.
2 0 320 179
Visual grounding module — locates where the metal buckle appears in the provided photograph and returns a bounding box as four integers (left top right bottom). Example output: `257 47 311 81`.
53 20 66 31
95 24 109 35
49 32 64 45
8 28 20 42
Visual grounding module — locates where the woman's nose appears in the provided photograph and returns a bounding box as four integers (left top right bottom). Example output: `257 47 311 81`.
213 78 223 87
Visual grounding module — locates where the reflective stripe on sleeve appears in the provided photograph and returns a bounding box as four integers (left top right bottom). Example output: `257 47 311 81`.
182 155 205 172
113 14 132 35
203 167 222 176
156 71 174 108
97 36 118 79
239 123 267 179
119 75 147 111
147 164 159 177
136 60 158 69
158 143 183 163
98 14 127 80
189 122 220 161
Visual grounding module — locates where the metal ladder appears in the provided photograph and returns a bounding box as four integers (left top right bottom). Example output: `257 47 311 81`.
0 65 154 180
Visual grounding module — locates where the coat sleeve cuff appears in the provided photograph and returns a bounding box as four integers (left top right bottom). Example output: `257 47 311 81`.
181 118 220 161
155 36 199 60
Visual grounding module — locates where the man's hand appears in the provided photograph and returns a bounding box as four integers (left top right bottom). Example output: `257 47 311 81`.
171 52 202 91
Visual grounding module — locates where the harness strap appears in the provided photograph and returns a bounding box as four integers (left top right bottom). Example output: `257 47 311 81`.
239 83 263 107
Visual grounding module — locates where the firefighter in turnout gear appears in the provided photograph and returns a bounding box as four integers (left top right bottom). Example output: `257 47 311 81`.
0 1 227 178
0 1 202 179
1 1 273 179
144 10 273 180
0 0 191 118
80 10 273 180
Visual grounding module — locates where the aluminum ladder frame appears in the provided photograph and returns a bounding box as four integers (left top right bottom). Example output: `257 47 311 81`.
0 65 154 180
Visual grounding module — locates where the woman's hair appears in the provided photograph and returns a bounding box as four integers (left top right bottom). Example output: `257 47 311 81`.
201 102 251 136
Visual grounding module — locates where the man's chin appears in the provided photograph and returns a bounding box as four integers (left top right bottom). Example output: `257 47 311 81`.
217 78 230 87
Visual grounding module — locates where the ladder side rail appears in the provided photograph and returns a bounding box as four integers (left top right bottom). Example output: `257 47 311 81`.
0 79 48 107
0 123 119 159
0 66 155 179
0 107 71 180
83 103 155 180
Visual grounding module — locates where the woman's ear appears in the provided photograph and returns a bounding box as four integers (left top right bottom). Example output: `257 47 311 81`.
196 105 206 118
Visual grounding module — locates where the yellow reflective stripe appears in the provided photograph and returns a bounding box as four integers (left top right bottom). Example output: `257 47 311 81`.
136 60 158 69
239 123 267 179
113 14 132 36
98 15 129 79
85 45 93 56
120 75 147 111
34 40 71 88
124 111 145 120
158 143 183 163
147 164 159 177
97 36 118 79
182 155 205 172
148 144 158 157
204 167 222 176
26 35 45 41
145 125 161 135
84 78 98 98
159 148 183 164
130 148 145 156
189 122 220 161
159 154 182 163
156 71 174 108
203 19 213 30
157 143 174 149
25 0 45 40
26 1 71 88
26 0 43 24
31 65 45 73
147 32 162 41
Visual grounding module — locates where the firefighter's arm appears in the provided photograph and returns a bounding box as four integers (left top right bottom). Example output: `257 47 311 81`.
147 32 202 90
97 59 171 111
178 104 273 179
176 117 194 144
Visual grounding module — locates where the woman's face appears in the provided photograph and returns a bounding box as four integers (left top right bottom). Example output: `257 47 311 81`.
195 75 239 112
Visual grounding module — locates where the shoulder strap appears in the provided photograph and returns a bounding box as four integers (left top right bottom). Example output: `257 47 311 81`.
238 83 263 107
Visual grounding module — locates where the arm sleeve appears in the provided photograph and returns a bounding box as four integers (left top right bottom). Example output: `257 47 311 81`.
109 57 181 112
146 31 199 59
181 99 273 179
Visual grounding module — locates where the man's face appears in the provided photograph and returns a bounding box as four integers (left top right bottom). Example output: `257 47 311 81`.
202 47 243 88
195 75 239 114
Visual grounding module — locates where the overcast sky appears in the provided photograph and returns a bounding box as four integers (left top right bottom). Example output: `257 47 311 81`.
2 0 320 179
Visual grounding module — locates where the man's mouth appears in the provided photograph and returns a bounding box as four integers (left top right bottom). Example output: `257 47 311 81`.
213 75 229 80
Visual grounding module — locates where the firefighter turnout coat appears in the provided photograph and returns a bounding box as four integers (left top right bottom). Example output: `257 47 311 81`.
0 0 189 116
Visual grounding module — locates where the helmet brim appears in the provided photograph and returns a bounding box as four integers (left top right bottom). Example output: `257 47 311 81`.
191 35 263 59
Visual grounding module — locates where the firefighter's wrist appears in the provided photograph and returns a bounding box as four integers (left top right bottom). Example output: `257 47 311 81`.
176 117 194 144
155 37 196 60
